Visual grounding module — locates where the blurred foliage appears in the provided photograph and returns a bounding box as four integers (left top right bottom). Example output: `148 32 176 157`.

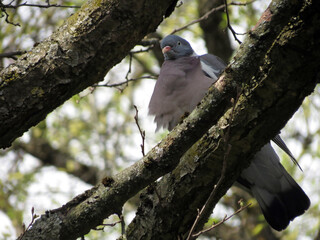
0 0 319 239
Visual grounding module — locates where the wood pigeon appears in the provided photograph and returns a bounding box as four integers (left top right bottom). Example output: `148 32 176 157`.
148 35 310 231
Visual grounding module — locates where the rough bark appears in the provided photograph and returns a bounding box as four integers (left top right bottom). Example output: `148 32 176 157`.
0 0 178 149
15 0 320 239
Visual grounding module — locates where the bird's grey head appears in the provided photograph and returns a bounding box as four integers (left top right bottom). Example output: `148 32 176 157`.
160 35 194 60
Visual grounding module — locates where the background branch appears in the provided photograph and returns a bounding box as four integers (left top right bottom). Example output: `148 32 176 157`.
0 51 26 59
1 1 80 9
170 1 255 36
13 138 100 185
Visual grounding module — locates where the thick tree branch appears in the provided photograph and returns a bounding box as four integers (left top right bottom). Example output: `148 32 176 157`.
0 0 178 149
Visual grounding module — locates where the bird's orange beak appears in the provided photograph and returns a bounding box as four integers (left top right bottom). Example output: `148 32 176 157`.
162 46 171 54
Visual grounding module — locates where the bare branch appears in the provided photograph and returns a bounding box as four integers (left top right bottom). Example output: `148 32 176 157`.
94 76 157 89
1 1 80 9
94 47 157 90
0 51 26 59
0 1 20 26
192 202 251 238
17 207 39 240
170 4 225 35
224 0 242 44
170 1 255 35
0 0 80 27
134 105 146 157
93 220 121 231
186 87 242 240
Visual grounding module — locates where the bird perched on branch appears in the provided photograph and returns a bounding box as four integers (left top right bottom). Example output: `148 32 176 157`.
148 34 310 231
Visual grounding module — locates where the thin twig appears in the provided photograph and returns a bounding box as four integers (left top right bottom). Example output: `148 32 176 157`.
125 53 133 82
224 0 242 44
134 105 146 157
2 1 80 9
170 4 225 35
170 0 255 35
186 87 243 240
94 47 157 90
93 220 122 231
186 143 231 240
0 0 80 26
17 207 39 240
126 46 155 80
192 202 251 238
0 0 80 27
94 75 157 88
0 2 20 26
